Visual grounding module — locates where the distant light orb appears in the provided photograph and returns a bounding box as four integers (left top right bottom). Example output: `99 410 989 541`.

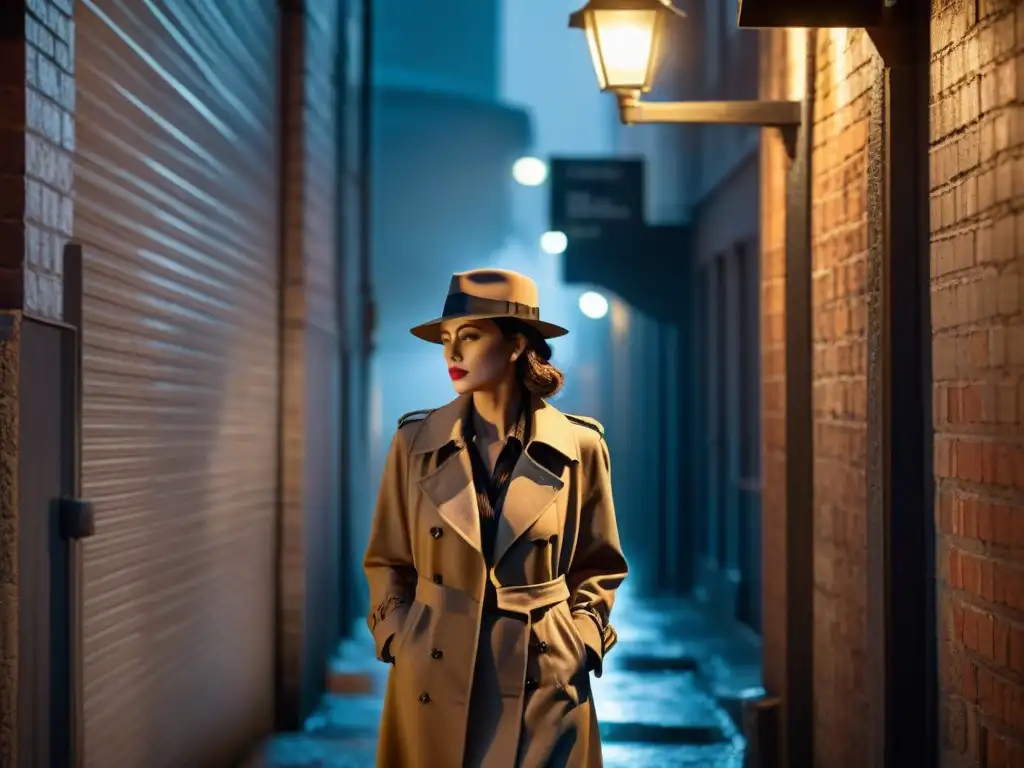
540 230 568 254
578 291 609 320
513 156 549 186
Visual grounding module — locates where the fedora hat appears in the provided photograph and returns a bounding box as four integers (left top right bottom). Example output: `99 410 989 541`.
410 268 569 344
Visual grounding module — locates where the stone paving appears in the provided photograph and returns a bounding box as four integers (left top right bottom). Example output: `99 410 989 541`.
242 589 761 767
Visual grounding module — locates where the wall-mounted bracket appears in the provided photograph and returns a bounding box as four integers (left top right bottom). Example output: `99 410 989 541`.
57 497 95 540
616 96 803 160
866 0 915 68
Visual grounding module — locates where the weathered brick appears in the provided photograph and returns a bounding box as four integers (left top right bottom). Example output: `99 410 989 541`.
932 0 1024 758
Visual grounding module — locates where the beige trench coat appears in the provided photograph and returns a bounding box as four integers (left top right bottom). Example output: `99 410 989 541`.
364 394 628 768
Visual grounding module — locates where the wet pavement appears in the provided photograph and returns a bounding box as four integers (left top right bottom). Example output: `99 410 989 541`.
242 589 762 767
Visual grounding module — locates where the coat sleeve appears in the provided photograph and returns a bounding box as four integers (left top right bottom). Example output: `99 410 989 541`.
363 428 418 662
567 435 628 678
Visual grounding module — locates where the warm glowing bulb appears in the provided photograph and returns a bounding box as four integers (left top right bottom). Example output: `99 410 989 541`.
593 11 657 88
578 291 609 319
540 231 568 254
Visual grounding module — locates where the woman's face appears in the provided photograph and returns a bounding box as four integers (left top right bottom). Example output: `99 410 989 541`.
440 318 523 395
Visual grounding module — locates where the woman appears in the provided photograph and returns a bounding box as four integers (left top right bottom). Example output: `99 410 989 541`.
363 268 628 768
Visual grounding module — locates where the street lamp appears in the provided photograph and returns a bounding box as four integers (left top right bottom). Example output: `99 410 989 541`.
571 0 678 96
569 0 801 150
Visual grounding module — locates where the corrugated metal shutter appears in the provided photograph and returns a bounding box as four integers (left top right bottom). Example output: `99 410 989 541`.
74 2 280 766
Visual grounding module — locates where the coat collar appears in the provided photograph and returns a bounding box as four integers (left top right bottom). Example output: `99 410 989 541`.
408 394 579 462
413 394 578 563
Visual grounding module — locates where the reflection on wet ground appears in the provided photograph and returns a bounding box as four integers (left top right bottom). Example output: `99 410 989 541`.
244 590 762 767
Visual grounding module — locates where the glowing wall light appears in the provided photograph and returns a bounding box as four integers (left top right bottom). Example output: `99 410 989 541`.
512 156 549 186
578 290 609 319
540 230 568 254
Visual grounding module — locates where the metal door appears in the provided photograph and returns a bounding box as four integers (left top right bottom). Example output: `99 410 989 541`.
74 2 280 765
18 316 67 768
18 246 91 768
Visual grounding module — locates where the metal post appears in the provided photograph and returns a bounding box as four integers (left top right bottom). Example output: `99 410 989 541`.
865 0 937 762
61 242 89 768
780 29 815 768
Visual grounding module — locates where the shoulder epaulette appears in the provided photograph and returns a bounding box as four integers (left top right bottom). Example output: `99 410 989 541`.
564 413 605 438
397 409 435 428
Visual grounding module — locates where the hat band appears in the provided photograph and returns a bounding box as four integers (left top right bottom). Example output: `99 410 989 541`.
441 292 540 321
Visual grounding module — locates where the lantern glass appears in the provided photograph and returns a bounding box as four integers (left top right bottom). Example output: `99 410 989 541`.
584 8 663 92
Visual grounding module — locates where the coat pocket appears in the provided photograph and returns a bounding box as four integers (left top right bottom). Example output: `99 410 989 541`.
555 602 588 669
534 601 589 697
391 600 427 659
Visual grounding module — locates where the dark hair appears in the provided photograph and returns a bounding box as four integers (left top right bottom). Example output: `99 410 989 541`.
492 318 565 399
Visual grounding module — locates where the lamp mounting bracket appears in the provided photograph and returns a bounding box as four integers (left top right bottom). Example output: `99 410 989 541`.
865 0 915 68
616 95 803 159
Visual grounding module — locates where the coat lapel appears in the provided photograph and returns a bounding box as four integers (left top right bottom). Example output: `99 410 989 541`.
491 398 579 567
491 452 563 566
419 446 482 553
410 395 581 563
412 395 483 554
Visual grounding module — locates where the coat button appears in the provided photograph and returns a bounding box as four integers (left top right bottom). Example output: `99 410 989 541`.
419 692 430 704
430 526 443 539
431 648 443 660
525 678 539 691
536 641 549 654
433 574 443 585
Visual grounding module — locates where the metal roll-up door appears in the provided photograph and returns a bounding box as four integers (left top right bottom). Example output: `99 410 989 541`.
74 3 280 765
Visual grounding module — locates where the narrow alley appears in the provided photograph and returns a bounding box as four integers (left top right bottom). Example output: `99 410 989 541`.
4 0 1019 766
244 589 761 767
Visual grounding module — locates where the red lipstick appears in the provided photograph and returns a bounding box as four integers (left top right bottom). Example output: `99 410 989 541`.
448 367 467 380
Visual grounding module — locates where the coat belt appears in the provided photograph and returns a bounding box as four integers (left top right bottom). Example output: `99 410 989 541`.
415 574 570 617
490 574 570 614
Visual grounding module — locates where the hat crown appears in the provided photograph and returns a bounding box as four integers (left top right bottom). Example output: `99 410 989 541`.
409 267 568 344
450 269 539 308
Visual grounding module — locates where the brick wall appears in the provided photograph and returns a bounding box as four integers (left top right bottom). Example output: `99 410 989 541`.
0 0 74 761
932 1 1024 763
761 1 1024 762
1 0 74 320
809 28 874 768
2 0 74 317
761 24 876 766
23 0 74 320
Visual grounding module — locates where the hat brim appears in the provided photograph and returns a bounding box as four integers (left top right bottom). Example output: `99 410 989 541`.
410 315 569 344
